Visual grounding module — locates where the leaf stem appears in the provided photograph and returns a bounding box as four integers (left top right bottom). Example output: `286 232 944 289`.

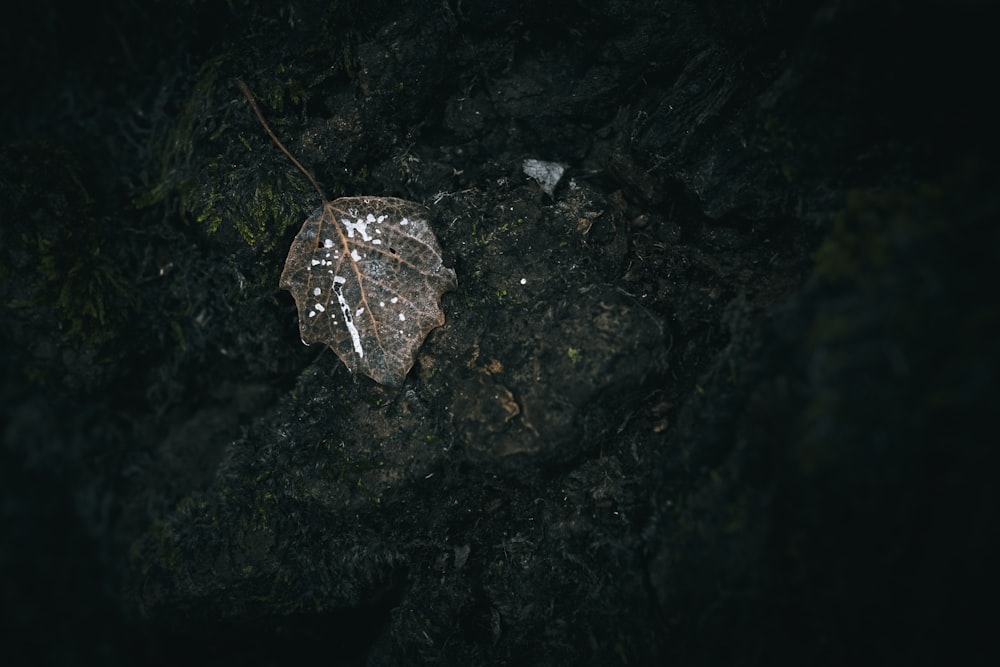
237 78 327 202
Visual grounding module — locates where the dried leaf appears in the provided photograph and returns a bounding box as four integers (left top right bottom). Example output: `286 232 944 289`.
280 196 457 387
236 81 456 386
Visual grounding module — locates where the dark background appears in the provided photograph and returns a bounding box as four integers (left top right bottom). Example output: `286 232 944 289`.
2 1 997 665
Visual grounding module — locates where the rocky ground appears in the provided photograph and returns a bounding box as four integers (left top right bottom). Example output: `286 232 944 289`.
2 1 997 665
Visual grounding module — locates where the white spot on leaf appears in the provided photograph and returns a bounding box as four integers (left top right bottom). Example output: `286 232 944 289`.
334 287 364 358
342 217 373 241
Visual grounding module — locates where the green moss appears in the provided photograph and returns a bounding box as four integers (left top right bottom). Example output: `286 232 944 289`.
322 450 383 494
0 142 138 348
136 57 325 263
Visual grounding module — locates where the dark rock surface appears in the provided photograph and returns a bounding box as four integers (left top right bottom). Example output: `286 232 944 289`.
2 1 996 665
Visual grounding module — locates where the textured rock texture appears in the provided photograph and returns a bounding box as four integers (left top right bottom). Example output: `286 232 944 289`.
2 1 996 665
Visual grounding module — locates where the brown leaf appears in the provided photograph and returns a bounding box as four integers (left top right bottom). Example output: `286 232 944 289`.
280 196 457 387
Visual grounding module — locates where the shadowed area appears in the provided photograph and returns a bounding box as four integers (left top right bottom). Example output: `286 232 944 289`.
1 1 997 665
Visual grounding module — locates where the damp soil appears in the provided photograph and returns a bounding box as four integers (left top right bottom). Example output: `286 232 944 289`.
2 1 997 665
